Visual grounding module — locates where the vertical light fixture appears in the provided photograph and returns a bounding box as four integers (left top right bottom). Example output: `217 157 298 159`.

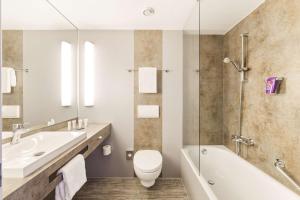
61 41 72 106
84 41 95 106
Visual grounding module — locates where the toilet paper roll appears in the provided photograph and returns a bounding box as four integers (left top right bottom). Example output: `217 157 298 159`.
103 145 112 156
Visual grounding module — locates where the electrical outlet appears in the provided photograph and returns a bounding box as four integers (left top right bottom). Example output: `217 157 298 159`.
126 150 134 160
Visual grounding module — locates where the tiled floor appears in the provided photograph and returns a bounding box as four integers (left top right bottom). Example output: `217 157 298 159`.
74 178 189 200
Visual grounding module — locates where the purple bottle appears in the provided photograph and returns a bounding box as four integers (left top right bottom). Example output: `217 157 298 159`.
265 77 277 94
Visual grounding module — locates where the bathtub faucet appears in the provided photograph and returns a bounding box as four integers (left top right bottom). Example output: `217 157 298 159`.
232 135 255 146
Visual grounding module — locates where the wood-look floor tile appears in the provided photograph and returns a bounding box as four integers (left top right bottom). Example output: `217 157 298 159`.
74 178 189 200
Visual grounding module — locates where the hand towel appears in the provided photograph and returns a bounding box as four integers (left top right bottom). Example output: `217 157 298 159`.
138 67 157 93
1 67 11 93
1 67 17 93
9 68 17 87
55 154 87 200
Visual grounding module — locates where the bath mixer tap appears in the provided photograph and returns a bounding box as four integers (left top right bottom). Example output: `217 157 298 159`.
232 135 255 146
11 123 25 145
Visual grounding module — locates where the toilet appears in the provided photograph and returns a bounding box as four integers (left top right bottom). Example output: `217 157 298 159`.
133 150 163 188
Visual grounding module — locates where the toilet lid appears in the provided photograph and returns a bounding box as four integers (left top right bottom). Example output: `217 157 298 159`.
134 150 162 173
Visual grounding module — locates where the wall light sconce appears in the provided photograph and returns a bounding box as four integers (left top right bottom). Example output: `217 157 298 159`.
84 41 95 106
61 41 72 107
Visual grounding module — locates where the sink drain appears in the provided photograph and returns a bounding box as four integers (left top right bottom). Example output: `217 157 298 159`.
208 180 215 185
33 152 45 157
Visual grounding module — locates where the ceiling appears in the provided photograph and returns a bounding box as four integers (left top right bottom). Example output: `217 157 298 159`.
2 0 264 32
2 0 197 30
200 0 265 34
49 0 196 30
1 0 75 30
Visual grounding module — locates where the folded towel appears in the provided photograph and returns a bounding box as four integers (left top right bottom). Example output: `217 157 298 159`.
1 67 17 93
55 155 87 200
138 67 157 93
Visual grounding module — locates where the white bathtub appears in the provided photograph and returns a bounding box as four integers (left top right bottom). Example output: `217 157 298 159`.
181 145 300 200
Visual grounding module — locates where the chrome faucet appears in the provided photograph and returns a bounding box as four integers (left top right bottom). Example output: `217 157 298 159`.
232 135 255 155
11 123 25 145
232 135 255 146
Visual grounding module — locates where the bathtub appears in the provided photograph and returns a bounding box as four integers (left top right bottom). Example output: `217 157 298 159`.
181 145 300 200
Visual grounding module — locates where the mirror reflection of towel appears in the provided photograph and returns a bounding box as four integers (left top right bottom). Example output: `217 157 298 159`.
1 67 17 94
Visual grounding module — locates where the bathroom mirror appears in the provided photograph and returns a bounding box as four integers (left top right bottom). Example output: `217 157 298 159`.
1 0 78 137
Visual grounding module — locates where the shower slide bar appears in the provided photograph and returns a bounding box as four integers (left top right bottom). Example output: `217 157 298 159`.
274 159 300 190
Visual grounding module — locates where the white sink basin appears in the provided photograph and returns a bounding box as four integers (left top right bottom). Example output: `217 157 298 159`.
3 131 86 178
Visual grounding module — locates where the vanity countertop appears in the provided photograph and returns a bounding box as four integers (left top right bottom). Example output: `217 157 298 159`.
3 123 111 200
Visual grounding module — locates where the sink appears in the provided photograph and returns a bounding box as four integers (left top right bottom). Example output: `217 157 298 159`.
3 131 86 178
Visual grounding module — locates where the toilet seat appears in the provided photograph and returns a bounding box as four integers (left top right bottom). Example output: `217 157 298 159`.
134 150 162 173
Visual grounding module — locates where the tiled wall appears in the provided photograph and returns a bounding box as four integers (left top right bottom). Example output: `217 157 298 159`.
223 0 300 193
134 30 163 152
200 35 223 145
2 31 23 131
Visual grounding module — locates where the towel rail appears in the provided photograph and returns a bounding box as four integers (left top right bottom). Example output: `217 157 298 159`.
49 145 89 183
127 69 170 73
274 159 300 190
15 68 29 72
2 67 29 72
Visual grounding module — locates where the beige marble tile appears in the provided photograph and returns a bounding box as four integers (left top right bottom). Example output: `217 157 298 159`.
223 0 300 194
134 30 162 151
199 35 223 145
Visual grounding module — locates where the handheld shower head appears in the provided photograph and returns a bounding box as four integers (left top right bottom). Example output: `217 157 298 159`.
223 57 231 64
223 57 242 72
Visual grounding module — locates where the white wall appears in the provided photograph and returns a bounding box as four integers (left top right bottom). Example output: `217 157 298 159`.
23 31 77 126
162 31 183 177
79 30 135 177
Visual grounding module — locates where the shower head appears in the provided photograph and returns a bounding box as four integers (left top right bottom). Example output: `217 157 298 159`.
223 57 231 64
223 57 241 72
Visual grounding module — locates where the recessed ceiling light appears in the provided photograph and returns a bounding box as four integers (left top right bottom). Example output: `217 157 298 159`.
143 7 155 16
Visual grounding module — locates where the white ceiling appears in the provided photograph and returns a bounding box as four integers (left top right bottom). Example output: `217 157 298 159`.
2 0 265 32
200 0 265 34
49 0 196 30
1 0 75 30
2 0 197 30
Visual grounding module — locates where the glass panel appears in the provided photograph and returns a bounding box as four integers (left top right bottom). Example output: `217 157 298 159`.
183 1 200 170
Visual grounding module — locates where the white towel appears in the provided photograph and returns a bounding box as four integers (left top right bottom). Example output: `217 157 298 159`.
1 67 17 93
138 67 157 93
10 68 17 87
55 155 87 200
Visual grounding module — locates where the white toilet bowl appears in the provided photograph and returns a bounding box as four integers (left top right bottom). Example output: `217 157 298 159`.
133 150 162 188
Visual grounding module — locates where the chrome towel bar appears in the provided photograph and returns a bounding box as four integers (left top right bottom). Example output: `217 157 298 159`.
49 145 89 183
274 159 300 190
127 69 170 73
